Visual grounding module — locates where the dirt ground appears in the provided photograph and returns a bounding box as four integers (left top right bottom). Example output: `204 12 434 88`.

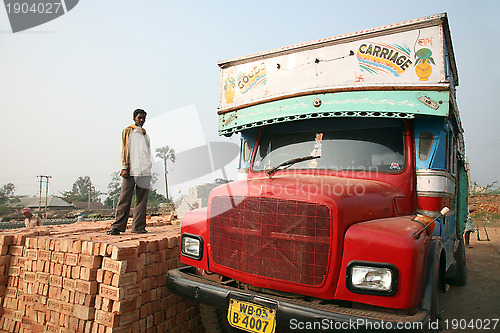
440 221 500 333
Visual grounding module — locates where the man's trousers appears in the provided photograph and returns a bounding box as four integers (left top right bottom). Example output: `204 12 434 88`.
111 176 150 232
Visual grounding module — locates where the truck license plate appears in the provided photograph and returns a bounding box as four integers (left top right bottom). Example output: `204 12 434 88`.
227 299 276 333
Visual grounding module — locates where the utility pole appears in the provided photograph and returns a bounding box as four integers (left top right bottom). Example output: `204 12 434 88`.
45 175 51 216
88 184 95 210
37 175 51 218
38 176 43 215
164 156 169 201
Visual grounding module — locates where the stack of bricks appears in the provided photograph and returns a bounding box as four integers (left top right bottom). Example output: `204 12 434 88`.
0 219 204 333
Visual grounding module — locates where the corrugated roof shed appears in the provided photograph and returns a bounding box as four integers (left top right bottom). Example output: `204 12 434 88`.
16 196 73 209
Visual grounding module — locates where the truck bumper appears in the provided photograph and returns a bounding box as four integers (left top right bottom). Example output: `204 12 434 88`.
167 266 429 330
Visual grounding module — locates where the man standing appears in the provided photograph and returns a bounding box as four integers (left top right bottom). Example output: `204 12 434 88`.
107 109 152 235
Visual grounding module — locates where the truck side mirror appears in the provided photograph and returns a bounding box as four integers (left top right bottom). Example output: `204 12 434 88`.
414 206 450 239
440 207 450 216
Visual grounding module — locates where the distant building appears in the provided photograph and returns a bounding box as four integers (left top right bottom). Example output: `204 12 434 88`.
72 202 105 210
177 180 229 217
470 185 488 195
15 196 73 211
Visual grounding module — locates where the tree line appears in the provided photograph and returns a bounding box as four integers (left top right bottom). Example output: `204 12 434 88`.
0 145 176 210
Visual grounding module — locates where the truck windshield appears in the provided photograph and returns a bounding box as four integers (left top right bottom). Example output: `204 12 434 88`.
252 118 405 173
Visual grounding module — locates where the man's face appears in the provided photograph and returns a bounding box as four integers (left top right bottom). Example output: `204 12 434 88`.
134 113 146 127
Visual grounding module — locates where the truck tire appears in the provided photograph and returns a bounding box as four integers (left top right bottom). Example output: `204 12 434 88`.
447 238 467 286
428 278 443 333
424 259 444 333
422 240 445 332
199 304 238 333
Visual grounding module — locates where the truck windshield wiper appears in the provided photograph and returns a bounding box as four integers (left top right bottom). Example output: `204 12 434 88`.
265 155 320 177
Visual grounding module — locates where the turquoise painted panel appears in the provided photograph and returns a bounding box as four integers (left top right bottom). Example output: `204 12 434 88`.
239 129 258 170
414 117 447 170
456 162 469 236
219 90 449 135
430 130 448 171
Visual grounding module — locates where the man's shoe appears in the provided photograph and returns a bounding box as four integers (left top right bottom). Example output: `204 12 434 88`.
131 229 148 234
106 229 120 235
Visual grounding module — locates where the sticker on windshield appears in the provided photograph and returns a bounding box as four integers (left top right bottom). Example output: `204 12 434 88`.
309 133 323 168
311 133 323 157
309 159 318 168
390 162 401 170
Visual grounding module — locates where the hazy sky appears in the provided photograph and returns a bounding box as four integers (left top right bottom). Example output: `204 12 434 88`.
1 1 499 200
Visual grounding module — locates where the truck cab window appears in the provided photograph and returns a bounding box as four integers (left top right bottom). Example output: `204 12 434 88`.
242 140 253 162
419 132 435 160
253 118 405 174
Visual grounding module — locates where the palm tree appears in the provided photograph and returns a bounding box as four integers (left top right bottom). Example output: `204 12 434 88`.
155 146 176 201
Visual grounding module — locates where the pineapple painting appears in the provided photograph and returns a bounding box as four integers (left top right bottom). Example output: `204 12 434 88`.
224 76 236 104
414 48 435 81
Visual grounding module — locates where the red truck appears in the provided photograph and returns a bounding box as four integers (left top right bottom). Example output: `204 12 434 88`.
167 13 468 332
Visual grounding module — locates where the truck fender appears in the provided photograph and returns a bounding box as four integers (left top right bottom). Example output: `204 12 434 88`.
421 238 446 316
180 208 210 271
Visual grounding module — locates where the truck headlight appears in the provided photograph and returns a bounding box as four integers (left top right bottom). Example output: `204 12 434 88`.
346 261 398 296
181 234 203 260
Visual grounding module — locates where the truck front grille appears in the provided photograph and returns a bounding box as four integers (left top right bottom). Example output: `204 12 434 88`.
210 196 331 286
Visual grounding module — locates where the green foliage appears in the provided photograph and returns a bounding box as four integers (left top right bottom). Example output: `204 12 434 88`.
224 76 235 90
473 210 500 224
104 172 121 209
155 145 176 200
147 188 169 207
1 183 15 197
0 183 15 205
0 206 11 214
470 180 500 195
415 48 435 65
151 172 159 185
60 176 102 203
104 172 162 209
155 146 176 163
484 181 500 194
